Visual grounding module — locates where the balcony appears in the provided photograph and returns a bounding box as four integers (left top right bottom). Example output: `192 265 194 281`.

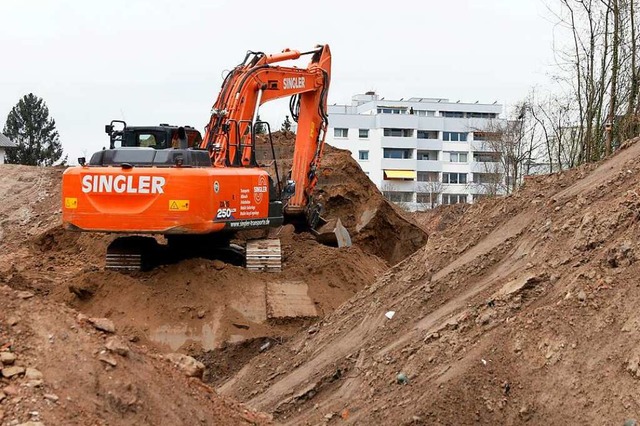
471 161 502 173
416 161 442 172
417 139 443 151
376 114 420 129
380 136 417 149
381 158 417 170
441 162 471 174
470 140 493 151
440 184 470 195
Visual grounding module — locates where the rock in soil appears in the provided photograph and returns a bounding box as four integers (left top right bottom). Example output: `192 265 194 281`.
1 366 25 378
0 352 16 365
2 385 19 396
105 336 130 357
166 353 205 378
88 317 115 333
16 290 34 299
24 368 43 380
43 393 59 403
98 352 118 367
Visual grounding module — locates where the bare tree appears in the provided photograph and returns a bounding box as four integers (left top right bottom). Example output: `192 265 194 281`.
530 92 582 171
469 161 504 197
415 180 443 210
548 0 640 161
479 101 541 193
381 182 414 210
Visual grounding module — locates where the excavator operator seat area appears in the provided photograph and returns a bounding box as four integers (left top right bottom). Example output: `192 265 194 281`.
122 131 167 149
88 148 212 168
115 127 203 150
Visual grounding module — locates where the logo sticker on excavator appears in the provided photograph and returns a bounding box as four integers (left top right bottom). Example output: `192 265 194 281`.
214 181 220 193
81 174 165 194
283 76 305 90
65 197 78 209
169 200 189 211
254 175 268 204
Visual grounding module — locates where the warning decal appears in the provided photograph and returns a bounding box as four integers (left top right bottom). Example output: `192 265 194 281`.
169 200 190 211
65 197 78 209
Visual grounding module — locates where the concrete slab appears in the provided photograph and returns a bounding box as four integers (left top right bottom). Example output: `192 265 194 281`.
266 281 318 319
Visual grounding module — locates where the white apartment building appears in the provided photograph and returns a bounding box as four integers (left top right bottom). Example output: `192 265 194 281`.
326 92 505 210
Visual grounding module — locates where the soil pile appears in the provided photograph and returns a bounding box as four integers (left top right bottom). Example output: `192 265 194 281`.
219 137 640 425
0 282 271 425
0 132 427 423
257 131 429 264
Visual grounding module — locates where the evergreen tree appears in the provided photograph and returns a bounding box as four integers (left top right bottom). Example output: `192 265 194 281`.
281 115 292 132
3 93 66 166
254 115 267 135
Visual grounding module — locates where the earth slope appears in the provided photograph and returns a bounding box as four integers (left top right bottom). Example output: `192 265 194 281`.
220 138 640 425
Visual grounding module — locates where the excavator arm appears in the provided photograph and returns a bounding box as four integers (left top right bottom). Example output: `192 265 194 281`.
201 45 331 221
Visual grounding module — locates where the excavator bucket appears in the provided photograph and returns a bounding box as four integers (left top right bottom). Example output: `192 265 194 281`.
312 218 352 248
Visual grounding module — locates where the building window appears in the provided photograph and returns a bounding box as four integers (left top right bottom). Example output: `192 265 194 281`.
334 128 348 138
472 173 500 184
473 151 501 162
383 128 414 137
377 107 405 114
448 152 468 162
467 112 497 119
359 128 369 138
472 132 500 141
442 111 464 118
383 148 413 159
384 191 414 203
442 173 468 184
417 171 439 182
473 194 490 201
442 193 468 205
416 192 438 205
443 132 468 142
417 130 438 139
358 150 369 160
417 150 438 160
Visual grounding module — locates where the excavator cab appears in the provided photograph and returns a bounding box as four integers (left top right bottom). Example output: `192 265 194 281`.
105 120 203 150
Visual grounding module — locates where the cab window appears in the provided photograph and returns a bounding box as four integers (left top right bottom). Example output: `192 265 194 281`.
138 134 157 148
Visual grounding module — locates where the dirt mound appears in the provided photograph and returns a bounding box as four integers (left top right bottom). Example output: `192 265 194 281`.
0 284 271 425
409 203 470 234
218 138 640 424
315 150 428 264
257 132 428 264
0 132 427 418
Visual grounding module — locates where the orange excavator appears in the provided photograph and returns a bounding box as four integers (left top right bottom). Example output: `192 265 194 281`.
61 44 349 271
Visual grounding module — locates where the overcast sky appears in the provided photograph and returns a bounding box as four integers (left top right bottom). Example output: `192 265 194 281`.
0 0 558 163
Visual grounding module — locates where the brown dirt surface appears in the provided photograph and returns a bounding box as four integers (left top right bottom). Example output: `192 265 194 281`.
0 133 427 424
218 137 640 425
0 284 271 425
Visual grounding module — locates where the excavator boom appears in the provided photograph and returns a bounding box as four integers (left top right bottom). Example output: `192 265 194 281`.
202 45 331 219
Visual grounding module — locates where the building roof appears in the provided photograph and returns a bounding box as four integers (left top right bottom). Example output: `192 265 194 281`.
0 134 17 148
